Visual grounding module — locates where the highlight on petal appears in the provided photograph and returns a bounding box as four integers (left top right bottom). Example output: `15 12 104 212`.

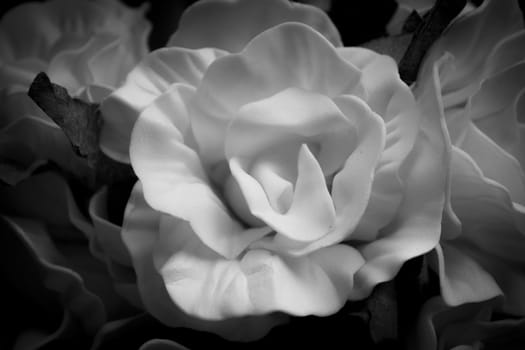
192 22 363 164
130 85 270 259
100 48 226 163
168 0 341 52
154 215 364 319
121 182 286 341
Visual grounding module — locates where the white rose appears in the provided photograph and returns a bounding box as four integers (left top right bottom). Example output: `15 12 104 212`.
98 0 450 340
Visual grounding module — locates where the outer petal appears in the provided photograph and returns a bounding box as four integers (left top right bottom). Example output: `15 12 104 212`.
409 296 510 350
155 215 365 319
449 147 525 237
338 47 422 240
0 216 106 346
192 23 363 164
351 55 450 299
100 47 226 163
432 244 502 306
0 171 92 238
458 122 525 206
473 88 525 169
130 84 270 259
447 147 525 313
121 182 285 341
168 0 341 52
419 0 522 103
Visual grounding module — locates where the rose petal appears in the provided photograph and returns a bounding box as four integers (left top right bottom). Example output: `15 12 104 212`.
100 47 226 163
484 30 525 77
155 215 364 318
168 0 341 52
351 57 450 298
0 171 92 238
130 85 270 258
191 23 363 164
462 246 525 315
0 216 105 338
47 35 113 94
89 187 132 267
422 0 522 99
122 182 285 341
473 88 525 168
230 144 336 242
458 122 525 206
470 61 525 120
339 48 423 240
432 244 502 306
139 339 190 350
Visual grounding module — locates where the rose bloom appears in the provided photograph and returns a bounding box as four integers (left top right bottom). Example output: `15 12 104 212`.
96 0 450 340
0 0 150 184
415 0 525 314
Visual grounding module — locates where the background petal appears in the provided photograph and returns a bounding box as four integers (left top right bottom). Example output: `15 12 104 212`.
168 0 341 52
100 47 225 163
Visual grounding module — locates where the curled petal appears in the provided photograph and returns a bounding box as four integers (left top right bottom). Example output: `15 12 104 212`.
89 187 132 267
458 122 525 206
230 144 336 243
130 85 270 258
100 48 226 163
0 171 92 238
421 0 522 100
154 215 364 319
351 56 450 298
339 47 422 240
432 244 502 306
484 30 525 77
192 23 362 164
122 182 285 341
0 216 106 345
168 0 341 52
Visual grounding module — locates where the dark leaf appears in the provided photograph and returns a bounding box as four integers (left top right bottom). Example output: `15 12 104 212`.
399 0 467 84
362 33 413 64
367 281 398 343
27 72 135 189
28 73 100 167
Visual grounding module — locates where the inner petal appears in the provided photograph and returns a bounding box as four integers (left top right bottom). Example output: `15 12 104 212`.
230 144 335 243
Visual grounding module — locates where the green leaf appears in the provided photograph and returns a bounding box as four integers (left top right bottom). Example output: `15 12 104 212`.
27 72 135 189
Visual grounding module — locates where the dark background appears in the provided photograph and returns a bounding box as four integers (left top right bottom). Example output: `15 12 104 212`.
0 0 398 49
